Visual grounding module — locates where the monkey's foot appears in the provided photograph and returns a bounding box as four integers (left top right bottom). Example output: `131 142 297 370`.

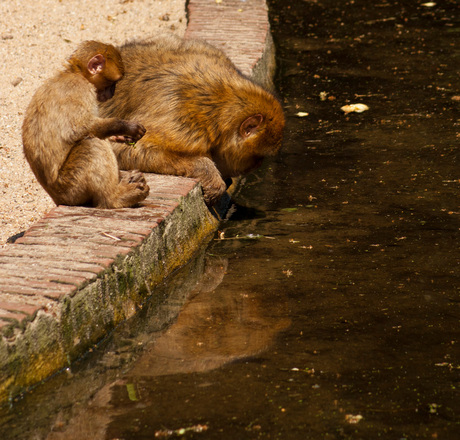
118 170 150 206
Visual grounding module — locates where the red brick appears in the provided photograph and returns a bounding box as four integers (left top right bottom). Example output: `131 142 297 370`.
0 309 29 323
14 237 132 258
0 245 115 268
186 0 269 74
0 276 76 298
0 301 42 316
0 262 97 285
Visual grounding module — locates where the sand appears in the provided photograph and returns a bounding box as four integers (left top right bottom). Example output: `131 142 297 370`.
0 0 186 247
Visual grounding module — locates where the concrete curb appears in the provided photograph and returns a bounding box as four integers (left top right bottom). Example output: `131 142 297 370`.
0 0 275 403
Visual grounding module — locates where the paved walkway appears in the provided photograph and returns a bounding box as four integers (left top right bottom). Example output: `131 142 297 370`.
0 0 274 402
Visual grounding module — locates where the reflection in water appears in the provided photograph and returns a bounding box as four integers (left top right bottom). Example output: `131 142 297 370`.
131 285 289 376
1 251 289 440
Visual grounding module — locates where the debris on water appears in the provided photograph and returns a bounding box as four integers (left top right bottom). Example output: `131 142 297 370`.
126 383 138 401
422 2 436 7
215 233 274 241
345 414 363 424
319 91 336 101
340 103 369 114
155 424 208 437
290 367 314 372
295 111 309 117
435 362 459 370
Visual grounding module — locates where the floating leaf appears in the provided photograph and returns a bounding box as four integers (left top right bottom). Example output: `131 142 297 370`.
126 383 138 401
341 103 369 114
345 414 363 424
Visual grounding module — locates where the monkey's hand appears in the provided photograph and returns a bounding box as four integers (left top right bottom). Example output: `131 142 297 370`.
109 135 139 144
191 157 227 206
121 121 146 142
93 118 146 142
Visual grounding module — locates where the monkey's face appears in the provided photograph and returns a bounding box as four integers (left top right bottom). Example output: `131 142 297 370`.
240 154 265 175
87 54 124 102
214 108 284 178
89 67 122 102
95 79 117 103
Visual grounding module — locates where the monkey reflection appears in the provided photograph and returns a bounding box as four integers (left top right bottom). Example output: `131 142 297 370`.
127 257 291 375
45 257 290 440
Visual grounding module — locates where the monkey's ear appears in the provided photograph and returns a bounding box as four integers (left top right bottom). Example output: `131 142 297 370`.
240 114 264 138
87 54 105 75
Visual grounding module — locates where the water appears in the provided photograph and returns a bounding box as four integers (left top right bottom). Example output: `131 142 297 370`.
1 0 459 438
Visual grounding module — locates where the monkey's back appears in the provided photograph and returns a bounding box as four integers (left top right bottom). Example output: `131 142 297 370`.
100 35 280 154
22 71 98 185
104 35 240 115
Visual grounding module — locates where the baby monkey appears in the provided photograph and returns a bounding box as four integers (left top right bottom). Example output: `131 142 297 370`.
22 41 149 208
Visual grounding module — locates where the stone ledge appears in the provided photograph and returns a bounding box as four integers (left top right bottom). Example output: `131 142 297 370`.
0 175 218 401
185 0 276 89
0 0 275 402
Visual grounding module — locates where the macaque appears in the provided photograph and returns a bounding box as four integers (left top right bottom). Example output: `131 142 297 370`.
22 40 149 209
100 35 285 205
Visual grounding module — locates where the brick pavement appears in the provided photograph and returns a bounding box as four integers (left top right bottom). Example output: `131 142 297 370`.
185 0 275 88
0 0 275 402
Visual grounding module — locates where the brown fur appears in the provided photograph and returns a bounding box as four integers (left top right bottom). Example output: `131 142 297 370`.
22 40 149 208
100 35 285 205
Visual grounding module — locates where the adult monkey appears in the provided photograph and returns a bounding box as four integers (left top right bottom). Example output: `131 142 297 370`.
100 35 285 206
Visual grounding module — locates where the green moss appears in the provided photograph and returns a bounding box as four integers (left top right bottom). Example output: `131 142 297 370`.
0 186 219 404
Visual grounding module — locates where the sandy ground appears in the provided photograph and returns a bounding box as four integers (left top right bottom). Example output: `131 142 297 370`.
0 0 186 247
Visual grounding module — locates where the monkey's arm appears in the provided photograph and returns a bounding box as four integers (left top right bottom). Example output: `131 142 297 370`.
90 117 146 142
112 141 226 205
